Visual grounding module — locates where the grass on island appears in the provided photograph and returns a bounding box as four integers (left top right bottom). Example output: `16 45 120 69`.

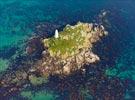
43 22 91 59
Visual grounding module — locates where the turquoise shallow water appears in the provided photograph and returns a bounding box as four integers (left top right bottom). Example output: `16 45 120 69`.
0 0 135 99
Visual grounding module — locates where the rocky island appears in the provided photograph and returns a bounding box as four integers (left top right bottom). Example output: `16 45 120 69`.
36 22 108 77
0 22 108 97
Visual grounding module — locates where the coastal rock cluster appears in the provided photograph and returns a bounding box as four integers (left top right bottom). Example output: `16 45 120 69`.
36 22 108 76
0 22 108 97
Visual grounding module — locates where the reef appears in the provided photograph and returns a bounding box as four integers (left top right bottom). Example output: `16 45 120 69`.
0 22 108 97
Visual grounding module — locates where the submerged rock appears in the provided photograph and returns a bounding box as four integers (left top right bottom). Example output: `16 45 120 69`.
0 58 9 72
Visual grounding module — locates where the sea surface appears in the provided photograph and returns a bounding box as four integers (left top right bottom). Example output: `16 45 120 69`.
0 0 135 100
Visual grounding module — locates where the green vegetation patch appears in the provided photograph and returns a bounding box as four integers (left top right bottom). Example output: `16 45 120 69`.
43 22 90 59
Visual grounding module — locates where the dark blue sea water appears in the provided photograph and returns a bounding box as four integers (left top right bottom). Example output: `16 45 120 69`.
0 0 135 100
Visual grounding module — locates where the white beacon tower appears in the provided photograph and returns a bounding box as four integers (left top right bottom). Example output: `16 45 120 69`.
54 29 59 38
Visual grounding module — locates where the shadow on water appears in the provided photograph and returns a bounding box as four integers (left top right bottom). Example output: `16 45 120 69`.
0 46 19 59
